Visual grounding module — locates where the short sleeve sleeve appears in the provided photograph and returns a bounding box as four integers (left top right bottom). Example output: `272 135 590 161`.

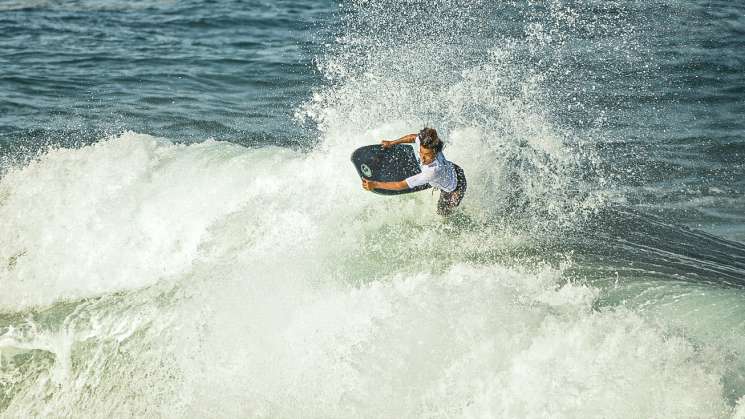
405 168 434 188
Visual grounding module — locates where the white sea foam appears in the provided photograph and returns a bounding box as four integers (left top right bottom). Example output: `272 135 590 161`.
171 262 729 418
0 132 280 307
0 130 735 417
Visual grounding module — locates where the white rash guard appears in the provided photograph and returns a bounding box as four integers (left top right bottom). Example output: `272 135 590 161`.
405 136 458 192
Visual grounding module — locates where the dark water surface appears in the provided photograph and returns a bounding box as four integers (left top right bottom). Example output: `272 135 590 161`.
1 0 332 147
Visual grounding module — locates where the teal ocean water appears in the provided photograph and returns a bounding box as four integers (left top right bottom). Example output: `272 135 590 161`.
1 0 744 417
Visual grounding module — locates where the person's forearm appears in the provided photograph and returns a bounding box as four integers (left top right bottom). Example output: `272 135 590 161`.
392 134 417 145
369 180 409 191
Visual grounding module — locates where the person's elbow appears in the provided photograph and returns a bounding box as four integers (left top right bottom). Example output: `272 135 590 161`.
394 180 410 190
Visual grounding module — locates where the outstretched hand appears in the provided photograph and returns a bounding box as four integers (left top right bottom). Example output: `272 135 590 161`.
380 140 394 149
362 178 376 191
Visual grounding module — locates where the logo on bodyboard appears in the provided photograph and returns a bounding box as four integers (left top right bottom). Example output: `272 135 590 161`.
360 163 372 177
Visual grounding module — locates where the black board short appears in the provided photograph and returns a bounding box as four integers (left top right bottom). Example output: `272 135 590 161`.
436 164 467 216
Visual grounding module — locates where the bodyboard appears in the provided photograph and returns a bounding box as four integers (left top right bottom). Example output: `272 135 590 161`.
351 144 430 195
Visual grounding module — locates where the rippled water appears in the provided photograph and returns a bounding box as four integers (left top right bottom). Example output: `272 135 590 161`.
0 0 330 147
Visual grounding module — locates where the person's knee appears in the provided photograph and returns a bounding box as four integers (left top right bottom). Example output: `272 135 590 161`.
438 202 455 216
437 202 449 216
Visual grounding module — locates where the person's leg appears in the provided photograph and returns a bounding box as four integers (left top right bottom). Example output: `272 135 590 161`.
454 164 467 201
437 191 453 216
437 165 467 216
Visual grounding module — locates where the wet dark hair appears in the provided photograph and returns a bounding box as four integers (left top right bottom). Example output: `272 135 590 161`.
418 127 443 153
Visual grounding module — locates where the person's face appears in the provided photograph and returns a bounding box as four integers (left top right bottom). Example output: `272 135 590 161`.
420 144 436 164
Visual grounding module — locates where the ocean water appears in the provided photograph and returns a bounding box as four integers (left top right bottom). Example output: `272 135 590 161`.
1 0 744 417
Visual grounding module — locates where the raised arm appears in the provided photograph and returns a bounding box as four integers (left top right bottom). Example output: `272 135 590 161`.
381 133 417 149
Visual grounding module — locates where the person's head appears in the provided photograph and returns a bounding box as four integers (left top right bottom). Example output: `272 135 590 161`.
418 127 443 163
418 127 443 152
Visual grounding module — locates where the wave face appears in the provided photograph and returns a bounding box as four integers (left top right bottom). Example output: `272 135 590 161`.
0 134 735 417
2 0 745 417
